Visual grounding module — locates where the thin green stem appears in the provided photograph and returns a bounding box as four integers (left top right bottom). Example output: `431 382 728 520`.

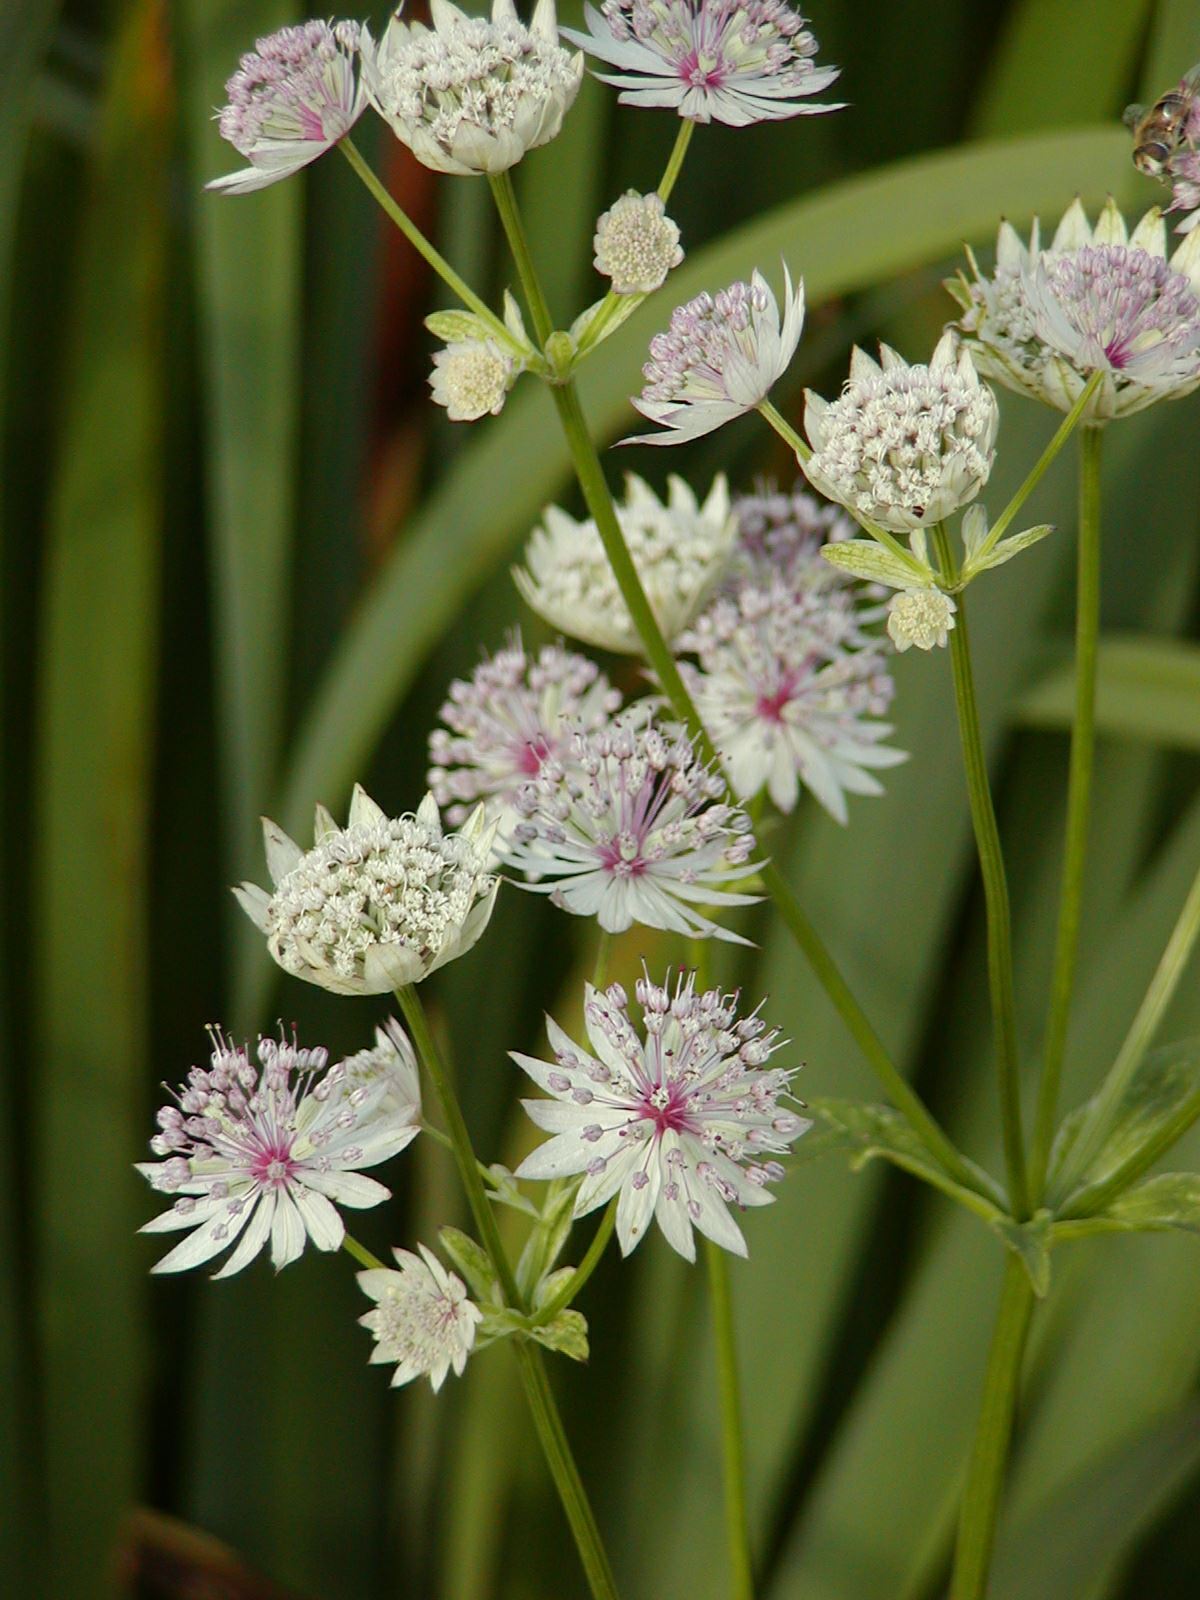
342 1233 386 1272
935 525 1029 1218
758 397 810 461
706 1240 754 1600
395 985 620 1600
592 929 613 990
1054 852 1200 1209
530 1201 617 1326
656 119 695 202
341 138 511 343
489 168 555 345
1030 426 1103 1196
976 373 1103 560
950 1256 1035 1600
489 169 987 1206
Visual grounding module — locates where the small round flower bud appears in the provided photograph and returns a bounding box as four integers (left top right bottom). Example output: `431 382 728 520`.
593 191 683 295
430 339 515 421
887 588 957 653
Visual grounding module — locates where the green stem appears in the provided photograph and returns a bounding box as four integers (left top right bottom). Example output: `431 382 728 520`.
489 168 988 1206
758 397 810 461
950 1257 1035 1600
490 168 555 345
530 1201 617 1326
341 138 512 344
706 1240 754 1600
395 986 620 1600
1054 852 1200 1210
342 1233 386 1272
656 119 695 202
1030 426 1103 1195
935 526 1029 1218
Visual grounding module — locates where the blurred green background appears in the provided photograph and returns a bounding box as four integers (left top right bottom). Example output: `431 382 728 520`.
6 0 1200 1595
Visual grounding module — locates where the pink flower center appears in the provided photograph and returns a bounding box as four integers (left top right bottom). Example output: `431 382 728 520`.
680 50 725 89
755 682 794 723
640 1081 691 1135
516 737 549 776
252 1144 296 1187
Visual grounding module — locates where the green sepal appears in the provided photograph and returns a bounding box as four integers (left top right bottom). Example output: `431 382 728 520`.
819 539 932 591
991 1211 1053 1297
438 1226 501 1304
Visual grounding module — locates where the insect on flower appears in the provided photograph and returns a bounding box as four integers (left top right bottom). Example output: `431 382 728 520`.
1124 65 1200 179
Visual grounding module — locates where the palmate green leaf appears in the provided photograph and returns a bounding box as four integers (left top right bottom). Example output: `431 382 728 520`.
820 540 931 590
528 1308 590 1363
1047 1039 1200 1197
1014 635 1200 753
32 1 168 1591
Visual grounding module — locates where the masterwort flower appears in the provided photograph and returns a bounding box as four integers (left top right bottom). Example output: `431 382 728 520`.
887 587 957 653
358 1245 483 1389
678 580 904 820
428 637 623 833
235 786 499 995
565 0 842 126
802 334 998 533
1164 149 1200 235
950 198 1200 421
430 337 517 420
629 267 805 443
594 190 683 294
513 973 808 1259
361 0 584 175
137 1025 419 1276
209 21 366 195
514 473 736 653
506 714 761 941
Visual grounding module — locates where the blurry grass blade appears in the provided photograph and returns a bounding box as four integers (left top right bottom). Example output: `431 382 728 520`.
1014 635 1200 752
176 0 299 1006
33 0 169 1591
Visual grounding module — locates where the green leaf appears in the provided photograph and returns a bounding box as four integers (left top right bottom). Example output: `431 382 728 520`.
1055 1173 1200 1242
1048 1038 1200 1194
531 1266 576 1311
990 1213 1053 1298
439 1227 501 1303
1014 634 1200 753
963 523 1053 579
802 1100 1006 1220
528 1308 590 1364
515 1181 578 1300
820 540 931 590
425 308 496 343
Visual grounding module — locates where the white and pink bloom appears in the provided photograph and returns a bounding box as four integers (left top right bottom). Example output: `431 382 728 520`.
208 21 366 195
428 638 623 834
513 973 808 1260
629 268 805 443
235 787 499 995
565 0 841 126
358 1245 483 1389
362 0 583 176
506 714 761 942
138 1023 419 1276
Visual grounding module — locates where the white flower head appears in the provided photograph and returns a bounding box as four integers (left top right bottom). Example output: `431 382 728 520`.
564 0 843 127
505 712 762 943
208 21 367 195
430 337 516 420
950 199 1200 420
428 637 623 836
678 580 904 821
358 1244 483 1389
594 190 683 294
234 787 499 995
513 972 809 1260
628 267 805 444
137 1025 418 1276
887 587 957 653
361 0 584 176
802 333 998 534
515 473 736 653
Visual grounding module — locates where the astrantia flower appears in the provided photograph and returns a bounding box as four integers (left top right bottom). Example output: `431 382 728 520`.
513 973 808 1259
358 1245 483 1389
235 786 499 995
950 198 1200 420
565 0 842 127
361 0 583 176
629 267 805 443
430 338 516 420
678 580 903 819
137 1027 418 1275
1164 148 1200 235
209 21 366 195
515 473 736 653
887 587 957 653
594 190 683 294
802 334 998 533
428 638 623 832
506 714 761 942
725 480 863 597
